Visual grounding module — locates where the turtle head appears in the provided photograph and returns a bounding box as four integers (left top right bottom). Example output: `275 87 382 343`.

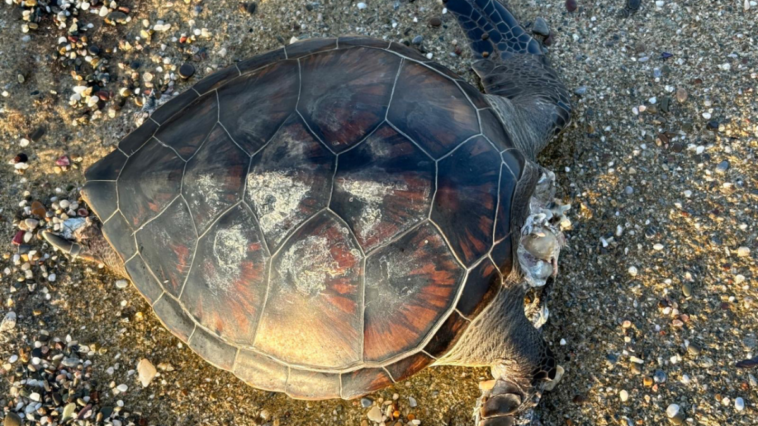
42 218 128 278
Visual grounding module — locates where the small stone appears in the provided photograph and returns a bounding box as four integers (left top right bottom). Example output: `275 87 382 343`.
31 201 46 217
532 17 549 36
737 247 750 257
3 412 23 426
628 266 638 277
735 397 745 411
429 17 441 27
412 35 423 45
367 406 383 423
360 398 373 408
137 359 157 387
676 88 688 103
62 403 77 421
356 2 367 9
0 311 17 333
643 376 653 386
409 396 417 407
115 280 129 289
243 1 257 14
574 86 587 96
565 0 577 12
682 283 692 298
653 370 667 383
116 384 128 393
56 155 71 167
619 390 629 402
666 404 680 418
24 218 39 230
179 63 195 79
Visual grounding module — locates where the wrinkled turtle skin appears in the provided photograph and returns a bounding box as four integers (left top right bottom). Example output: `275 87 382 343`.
47 0 573 423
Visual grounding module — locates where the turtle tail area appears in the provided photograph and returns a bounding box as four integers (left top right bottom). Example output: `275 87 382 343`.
445 0 542 61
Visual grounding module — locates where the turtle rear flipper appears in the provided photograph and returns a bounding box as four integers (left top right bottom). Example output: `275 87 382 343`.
447 0 572 159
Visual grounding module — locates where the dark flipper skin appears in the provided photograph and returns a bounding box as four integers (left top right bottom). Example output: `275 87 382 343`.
446 0 572 159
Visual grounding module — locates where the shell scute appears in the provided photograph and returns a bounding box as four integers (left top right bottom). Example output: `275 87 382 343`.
456 258 501 319
219 59 299 155
135 198 196 297
431 136 501 266
255 211 363 369
286 370 340 400
118 138 184 228
330 123 435 253
189 326 237 371
102 212 137 261
363 222 464 362
152 295 195 342
154 92 218 160
233 350 288 392
124 255 163 305
182 204 269 346
387 60 479 158
182 124 248 234
298 48 400 153
341 367 394 399
245 113 335 251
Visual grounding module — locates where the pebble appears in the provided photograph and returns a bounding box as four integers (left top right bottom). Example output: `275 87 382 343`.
653 370 667 383
179 63 195 79
574 86 587 96
116 384 128 393
116 279 129 289
366 406 383 423
3 412 23 426
412 35 423 45
137 359 157 387
628 266 638 277
532 17 550 36
409 396 417 408
243 1 257 14
0 311 17 333
715 160 730 174
360 398 373 408
737 247 750 257
735 397 745 411
666 403 681 419
676 87 688 103
429 17 441 28
357 2 367 9
565 0 577 12
619 389 629 402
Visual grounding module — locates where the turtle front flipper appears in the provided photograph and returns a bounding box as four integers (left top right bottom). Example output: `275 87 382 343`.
446 0 572 159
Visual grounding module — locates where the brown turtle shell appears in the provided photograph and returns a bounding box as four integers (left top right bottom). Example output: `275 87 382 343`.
82 36 526 399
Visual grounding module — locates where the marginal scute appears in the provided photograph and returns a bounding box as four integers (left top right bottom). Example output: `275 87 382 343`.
119 119 158 155
237 48 286 75
102 212 136 261
154 92 218 160
136 198 196 297
298 48 400 152
182 124 248 234
341 368 394 399
233 350 288 392
387 42 427 62
432 136 500 266
387 60 479 158
424 310 469 358
85 149 127 181
193 65 241 95
501 149 524 179
255 211 363 369
189 326 237 371
152 295 195 342
456 257 501 319
245 114 335 251
330 123 434 252
491 234 514 278
150 89 199 124
82 181 117 222
124 255 163 305
219 60 299 155
363 222 464 362
182 204 268 346
384 352 433 383
338 36 391 49
459 80 491 109
494 162 518 242
286 369 340 400
480 109 514 151
285 37 337 59
118 138 185 228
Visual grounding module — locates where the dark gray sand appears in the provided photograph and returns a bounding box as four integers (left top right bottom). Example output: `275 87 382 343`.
1 0 756 425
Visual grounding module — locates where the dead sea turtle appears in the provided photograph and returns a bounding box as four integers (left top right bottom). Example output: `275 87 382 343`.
45 0 572 423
